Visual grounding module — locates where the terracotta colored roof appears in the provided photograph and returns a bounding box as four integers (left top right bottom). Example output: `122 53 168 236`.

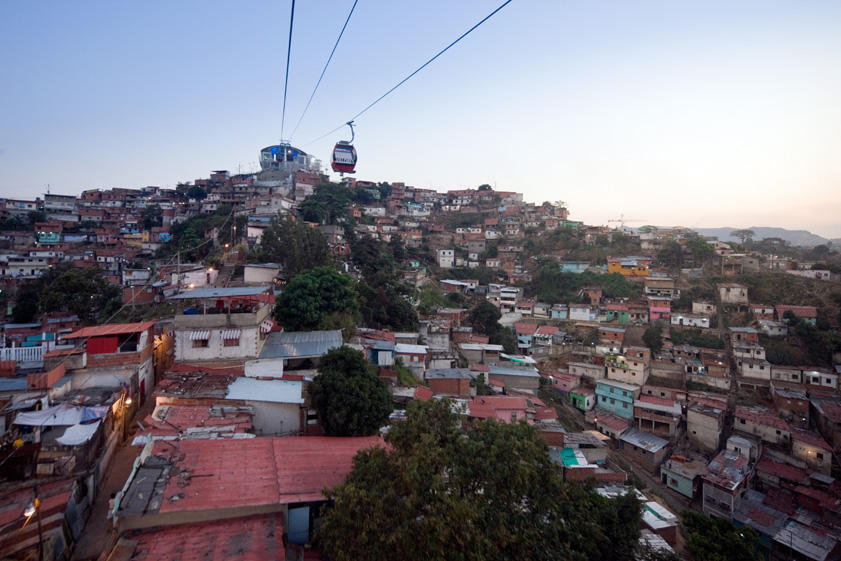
596 410 630 432
414 386 433 401
535 325 559 336
535 407 558 421
790 428 832 451
638 395 676 407
126 437 382 516
775 305 818 318
127 513 285 561
755 456 809 484
735 406 789 431
794 485 838 508
137 405 253 440
572 386 595 396
469 396 528 423
514 322 538 335
65 320 155 339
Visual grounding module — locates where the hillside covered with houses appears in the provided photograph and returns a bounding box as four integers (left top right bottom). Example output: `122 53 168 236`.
1 171 841 561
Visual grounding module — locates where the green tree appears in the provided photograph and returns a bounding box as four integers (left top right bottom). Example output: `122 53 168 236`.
12 281 42 323
657 241 684 268
186 185 207 200
730 229 755 244
491 325 518 354
257 216 330 277
682 510 761 561
468 300 502 337
685 236 715 262
273 267 359 331
643 323 664 353
308 346 392 436
318 399 642 561
141 204 163 230
38 263 121 323
298 182 353 224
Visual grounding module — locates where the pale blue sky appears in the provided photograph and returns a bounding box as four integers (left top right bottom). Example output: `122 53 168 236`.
2 1 840 237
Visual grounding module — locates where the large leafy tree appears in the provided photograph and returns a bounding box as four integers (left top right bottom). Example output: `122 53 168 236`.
643 323 664 354
308 346 392 436
682 510 761 561
36 263 121 323
298 182 353 224
351 235 418 331
319 399 643 561
467 300 502 336
257 215 330 277
273 267 359 331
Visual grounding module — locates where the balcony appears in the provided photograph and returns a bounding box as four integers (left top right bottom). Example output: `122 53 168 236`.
174 303 271 329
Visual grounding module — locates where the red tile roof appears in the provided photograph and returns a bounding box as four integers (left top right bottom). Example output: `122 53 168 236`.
414 386 433 401
128 513 285 561
791 428 832 451
137 405 253 440
775 305 818 318
65 320 155 339
535 325 559 336
638 395 676 407
134 436 382 516
469 396 528 423
755 456 809 484
514 322 538 335
735 406 789 431
595 411 630 432
535 407 558 421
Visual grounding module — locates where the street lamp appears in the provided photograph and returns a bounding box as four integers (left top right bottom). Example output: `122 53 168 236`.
23 494 43 561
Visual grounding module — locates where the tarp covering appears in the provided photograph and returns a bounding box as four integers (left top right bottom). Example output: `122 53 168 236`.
81 406 109 423
57 420 101 446
14 404 83 427
14 404 108 427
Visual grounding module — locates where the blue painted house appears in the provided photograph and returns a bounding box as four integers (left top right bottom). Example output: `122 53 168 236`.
595 379 640 420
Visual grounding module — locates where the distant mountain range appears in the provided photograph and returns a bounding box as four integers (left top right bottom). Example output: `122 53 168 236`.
689 227 836 247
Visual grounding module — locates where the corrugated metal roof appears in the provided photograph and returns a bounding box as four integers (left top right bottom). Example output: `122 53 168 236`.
65 320 155 339
620 428 668 453
226 377 304 404
167 285 272 300
488 364 540 378
128 514 285 561
259 330 343 359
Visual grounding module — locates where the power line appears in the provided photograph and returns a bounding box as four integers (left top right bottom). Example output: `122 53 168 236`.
302 0 514 147
280 0 297 141
288 0 359 141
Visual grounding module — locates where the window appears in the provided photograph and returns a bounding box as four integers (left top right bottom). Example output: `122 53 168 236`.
740 419 746 424
192 339 209 348
775 430 781 435
610 398 615 405
826 378 832 384
223 337 240 347
610 387 614 394
622 402 628 409
817 453 824 461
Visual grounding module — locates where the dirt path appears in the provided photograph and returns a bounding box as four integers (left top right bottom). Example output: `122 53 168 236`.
71 399 154 561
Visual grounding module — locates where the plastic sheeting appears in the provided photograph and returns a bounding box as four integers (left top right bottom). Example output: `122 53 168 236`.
14 404 109 427
57 420 101 446
14 404 83 427
81 406 109 423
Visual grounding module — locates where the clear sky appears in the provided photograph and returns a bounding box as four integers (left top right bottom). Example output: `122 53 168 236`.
2 1 840 237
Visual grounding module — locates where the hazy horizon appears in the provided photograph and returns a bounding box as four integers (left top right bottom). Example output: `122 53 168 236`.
2 1 839 237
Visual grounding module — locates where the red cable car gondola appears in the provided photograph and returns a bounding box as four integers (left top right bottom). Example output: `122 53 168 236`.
331 121 357 174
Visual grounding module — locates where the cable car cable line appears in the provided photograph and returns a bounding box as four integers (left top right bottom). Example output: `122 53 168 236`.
301 0 514 147
288 0 359 141
279 0 296 141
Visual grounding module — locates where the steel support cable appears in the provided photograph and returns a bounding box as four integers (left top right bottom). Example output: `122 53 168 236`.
301 0 514 146
288 0 359 141
280 0 297 141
